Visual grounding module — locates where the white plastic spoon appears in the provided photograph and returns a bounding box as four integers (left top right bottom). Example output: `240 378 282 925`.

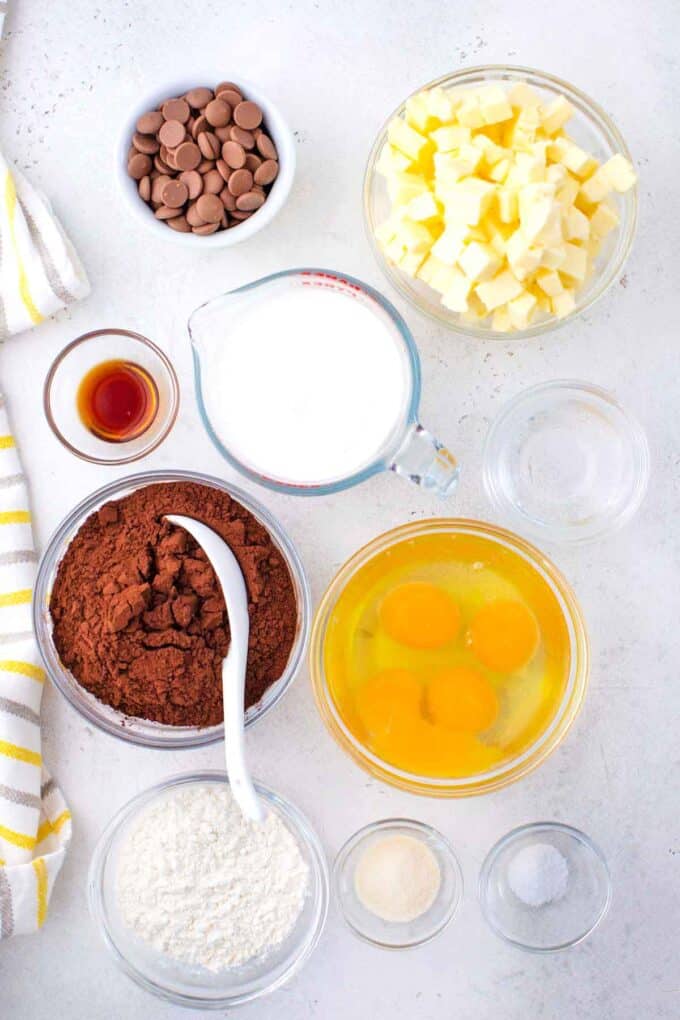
165 514 265 823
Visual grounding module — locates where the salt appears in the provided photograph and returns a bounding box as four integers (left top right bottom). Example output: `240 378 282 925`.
507 841 569 908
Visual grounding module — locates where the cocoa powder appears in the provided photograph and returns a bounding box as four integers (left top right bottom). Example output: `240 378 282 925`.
49 481 298 726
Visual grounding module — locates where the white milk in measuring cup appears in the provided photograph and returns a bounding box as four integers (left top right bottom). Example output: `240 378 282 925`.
189 269 459 496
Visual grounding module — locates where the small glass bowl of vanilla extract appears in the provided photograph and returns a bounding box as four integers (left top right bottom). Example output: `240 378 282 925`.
44 329 179 464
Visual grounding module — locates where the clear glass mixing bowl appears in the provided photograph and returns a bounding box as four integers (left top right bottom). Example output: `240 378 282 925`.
33 470 310 748
310 518 589 797
364 65 638 340
88 771 329 1008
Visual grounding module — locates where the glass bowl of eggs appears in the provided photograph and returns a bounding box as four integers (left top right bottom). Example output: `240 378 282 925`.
363 65 638 339
310 519 589 797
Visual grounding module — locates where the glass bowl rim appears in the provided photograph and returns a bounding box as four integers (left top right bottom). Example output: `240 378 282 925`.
87 769 330 1008
34 468 311 748
310 517 589 797
482 378 651 544
477 820 612 953
363 63 638 341
332 816 463 949
43 328 181 465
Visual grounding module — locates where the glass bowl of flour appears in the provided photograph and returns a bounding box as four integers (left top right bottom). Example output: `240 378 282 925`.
88 771 329 1008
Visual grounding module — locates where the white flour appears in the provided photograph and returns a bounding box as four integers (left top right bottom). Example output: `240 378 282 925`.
116 784 309 971
198 283 410 485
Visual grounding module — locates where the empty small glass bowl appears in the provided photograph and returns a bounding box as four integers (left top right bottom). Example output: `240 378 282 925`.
479 821 611 952
333 818 463 949
483 380 650 543
88 771 329 1008
364 65 638 340
44 329 179 464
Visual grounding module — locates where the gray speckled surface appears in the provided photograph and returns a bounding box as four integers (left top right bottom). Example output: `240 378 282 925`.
0 0 678 1016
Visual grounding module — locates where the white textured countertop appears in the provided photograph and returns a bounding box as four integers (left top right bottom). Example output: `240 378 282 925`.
1 1 678 1017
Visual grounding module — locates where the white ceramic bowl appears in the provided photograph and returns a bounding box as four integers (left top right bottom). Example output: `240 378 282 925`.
117 75 295 248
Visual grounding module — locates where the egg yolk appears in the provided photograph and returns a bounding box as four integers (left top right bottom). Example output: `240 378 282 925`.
468 599 540 672
426 666 499 733
379 582 461 650
355 669 422 739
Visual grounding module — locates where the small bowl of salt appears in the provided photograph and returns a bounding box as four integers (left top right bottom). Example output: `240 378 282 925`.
333 818 463 950
479 821 611 953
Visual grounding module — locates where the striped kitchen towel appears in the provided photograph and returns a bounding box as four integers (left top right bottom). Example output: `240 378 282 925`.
0 399 71 938
0 151 90 340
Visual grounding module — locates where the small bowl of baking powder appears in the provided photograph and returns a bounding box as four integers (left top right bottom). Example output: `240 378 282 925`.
88 771 329 1008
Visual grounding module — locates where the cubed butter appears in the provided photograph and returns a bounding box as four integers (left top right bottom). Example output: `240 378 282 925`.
552 289 576 318
540 95 574 135
388 119 431 161
602 154 636 192
440 267 471 312
376 79 633 332
590 202 620 237
507 290 538 328
476 269 524 311
458 241 501 282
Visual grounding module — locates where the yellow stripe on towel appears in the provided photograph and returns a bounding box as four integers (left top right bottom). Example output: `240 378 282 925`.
0 511 31 525
5 172 44 326
36 810 71 845
0 821 36 850
0 436 16 449
0 590 31 608
0 660 45 683
32 857 48 927
0 739 41 766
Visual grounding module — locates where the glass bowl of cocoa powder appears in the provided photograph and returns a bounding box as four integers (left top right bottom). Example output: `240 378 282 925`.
33 470 310 748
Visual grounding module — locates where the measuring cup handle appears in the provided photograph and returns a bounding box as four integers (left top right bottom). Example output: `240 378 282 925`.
390 422 459 497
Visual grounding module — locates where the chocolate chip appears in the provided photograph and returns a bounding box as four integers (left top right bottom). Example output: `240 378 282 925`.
153 154 174 174
186 201 206 227
161 179 188 208
179 169 203 199
198 131 221 159
167 213 191 232
221 140 246 169
256 133 277 160
151 174 172 204
219 187 236 210
154 205 177 220
138 175 151 202
185 87 213 110
234 100 262 130
229 125 255 150
192 221 220 235
192 114 209 138
227 168 253 196
244 153 262 173
159 120 186 148
236 190 265 211
196 193 224 223
203 169 224 195
216 159 232 183
128 152 152 180
216 88 242 108
174 141 202 171
162 98 190 124
205 98 231 127
254 159 279 186
136 111 163 135
133 132 160 155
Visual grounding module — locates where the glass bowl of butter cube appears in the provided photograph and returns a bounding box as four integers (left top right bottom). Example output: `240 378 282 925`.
364 66 638 339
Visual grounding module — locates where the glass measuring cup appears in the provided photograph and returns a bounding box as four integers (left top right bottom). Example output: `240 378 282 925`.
189 269 459 497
